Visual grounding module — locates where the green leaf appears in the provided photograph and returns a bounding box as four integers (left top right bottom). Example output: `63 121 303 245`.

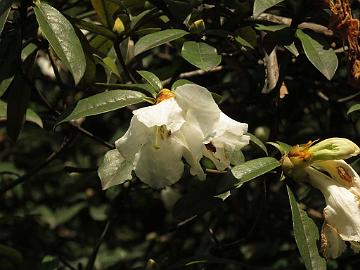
95 82 157 97
134 29 188 56
6 75 31 141
181 41 222 71
255 24 288 32
90 0 120 28
101 56 121 78
70 17 116 39
0 7 10 35
231 157 280 184
267 141 292 155
296 29 338 80
287 187 327 270
253 0 285 17
0 100 43 128
347 104 360 115
234 26 257 49
57 90 147 125
137 70 162 92
0 0 12 17
34 2 86 85
40 256 60 270
171 79 194 90
0 244 23 269
246 132 268 155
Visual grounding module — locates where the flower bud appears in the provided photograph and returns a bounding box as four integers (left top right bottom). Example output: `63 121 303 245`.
309 138 360 161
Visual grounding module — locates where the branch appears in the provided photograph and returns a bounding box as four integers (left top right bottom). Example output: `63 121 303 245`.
162 66 224 86
255 13 334 36
0 136 74 196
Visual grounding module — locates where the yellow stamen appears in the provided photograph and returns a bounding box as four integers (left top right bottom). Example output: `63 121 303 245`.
155 89 175 104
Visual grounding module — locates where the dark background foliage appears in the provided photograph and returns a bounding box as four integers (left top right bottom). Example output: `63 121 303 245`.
0 0 359 269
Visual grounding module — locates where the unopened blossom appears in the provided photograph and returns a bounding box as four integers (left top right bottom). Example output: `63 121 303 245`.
281 138 360 258
98 84 250 189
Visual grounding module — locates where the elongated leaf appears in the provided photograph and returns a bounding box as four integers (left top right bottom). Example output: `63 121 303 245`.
296 29 338 80
137 70 162 91
181 41 221 71
0 0 12 17
134 29 188 56
267 141 292 155
34 2 86 85
6 75 31 141
0 7 10 35
287 187 327 270
70 17 116 39
253 0 284 17
247 132 268 155
347 104 360 115
231 157 280 184
235 26 257 49
57 90 146 124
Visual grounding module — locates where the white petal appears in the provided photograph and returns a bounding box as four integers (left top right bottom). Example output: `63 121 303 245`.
115 116 149 158
134 137 184 189
133 98 185 132
314 160 360 189
321 223 346 259
306 167 360 241
98 149 133 190
175 84 220 136
173 122 206 179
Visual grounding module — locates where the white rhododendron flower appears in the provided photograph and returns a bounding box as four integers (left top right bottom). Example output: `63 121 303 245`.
98 84 250 189
282 138 360 258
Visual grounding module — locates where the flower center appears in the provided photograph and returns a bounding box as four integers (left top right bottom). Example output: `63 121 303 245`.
153 125 171 149
155 89 175 104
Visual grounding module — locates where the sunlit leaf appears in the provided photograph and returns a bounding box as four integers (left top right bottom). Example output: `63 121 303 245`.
253 0 285 17
181 41 221 71
0 7 10 35
34 2 86 84
347 104 360 115
57 90 147 125
90 0 120 28
137 70 162 92
0 0 12 18
287 187 327 270
231 157 280 183
296 29 338 80
246 132 268 155
134 29 188 56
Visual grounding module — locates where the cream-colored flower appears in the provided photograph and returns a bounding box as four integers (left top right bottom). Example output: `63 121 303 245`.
282 138 360 259
98 84 249 189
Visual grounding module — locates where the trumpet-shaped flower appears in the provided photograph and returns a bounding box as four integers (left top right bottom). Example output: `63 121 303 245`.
98 84 249 189
282 138 360 259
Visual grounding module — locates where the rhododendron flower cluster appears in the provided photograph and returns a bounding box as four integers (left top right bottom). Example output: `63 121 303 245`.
282 138 360 258
98 84 250 189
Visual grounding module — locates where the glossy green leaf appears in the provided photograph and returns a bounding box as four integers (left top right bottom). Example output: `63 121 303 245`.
181 41 222 71
95 82 157 97
247 132 268 155
0 7 10 35
70 17 116 39
57 90 147 124
0 0 12 17
134 29 188 56
34 2 86 84
171 79 194 90
287 187 327 270
267 141 292 155
231 157 280 183
296 29 338 80
347 104 360 115
253 0 284 17
137 70 162 92
235 26 257 49
102 56 121 77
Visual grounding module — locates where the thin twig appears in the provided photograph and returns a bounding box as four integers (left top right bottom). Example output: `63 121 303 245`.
113 38 137 84
84 220 111 270
162 66 224 86
0 136 74 196
255 13 333 36
69 123 114 149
